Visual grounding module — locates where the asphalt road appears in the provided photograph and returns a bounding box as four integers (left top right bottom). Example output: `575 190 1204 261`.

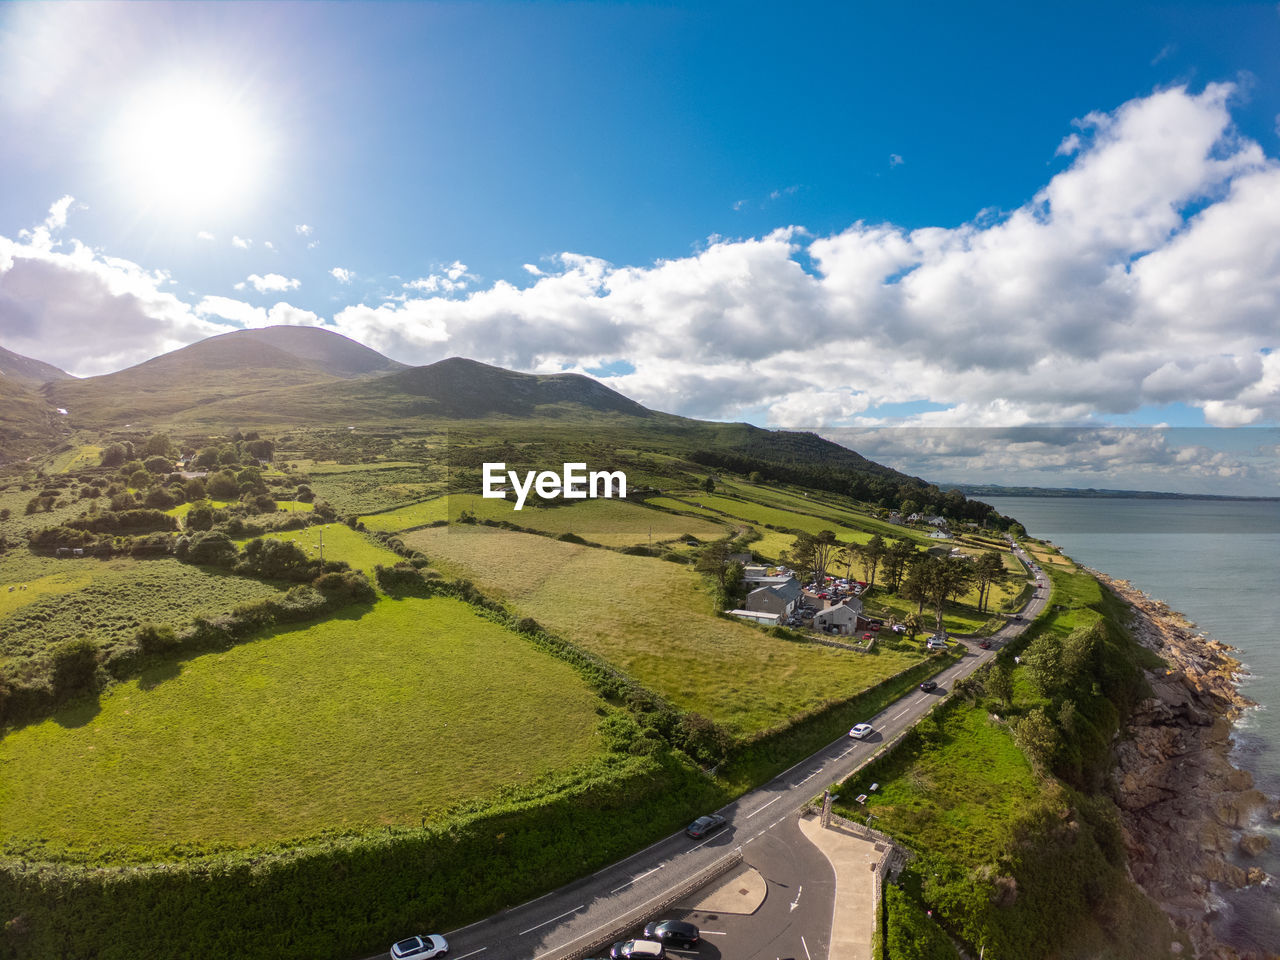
368 545 1050 960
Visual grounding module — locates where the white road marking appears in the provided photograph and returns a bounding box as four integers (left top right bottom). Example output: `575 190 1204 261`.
745 796 780 819
801 936 812 960
701 931 727 936
789 885 803 911
453 950 488 960
610 864 663 893
519 906 584 936
892 709 908 720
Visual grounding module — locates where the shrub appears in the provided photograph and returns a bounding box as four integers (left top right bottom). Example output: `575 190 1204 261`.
135 623 179 654
187 530 239 567
49 636 100 697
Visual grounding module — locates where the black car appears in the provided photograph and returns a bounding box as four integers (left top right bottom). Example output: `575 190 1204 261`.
684 814 727 839
919 680 938 693
643 920 700 949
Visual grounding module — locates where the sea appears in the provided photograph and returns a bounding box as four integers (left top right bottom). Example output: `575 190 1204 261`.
983 496 1280 955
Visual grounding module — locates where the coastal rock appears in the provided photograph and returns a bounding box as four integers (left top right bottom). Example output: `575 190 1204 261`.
1236 833 1270 858
1095 572 1276 960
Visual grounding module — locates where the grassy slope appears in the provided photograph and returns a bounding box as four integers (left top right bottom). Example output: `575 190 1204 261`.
836 550 1184 960
406 525 926 735
0 555 284 660
235 522 401 578
361 494 729 546
0 596 604 856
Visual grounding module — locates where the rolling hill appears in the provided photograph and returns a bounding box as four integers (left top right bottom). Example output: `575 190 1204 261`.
46 325 406 427
0 344 74 389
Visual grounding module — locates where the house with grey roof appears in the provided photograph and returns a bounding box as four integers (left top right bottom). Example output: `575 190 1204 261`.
812 597 864 635
745 576 802 617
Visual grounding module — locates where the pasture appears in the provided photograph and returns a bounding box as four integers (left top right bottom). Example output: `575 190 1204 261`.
236 523 401 578
362 494 728 546
0 596 604 855
406 525 927 735
0 556 284 660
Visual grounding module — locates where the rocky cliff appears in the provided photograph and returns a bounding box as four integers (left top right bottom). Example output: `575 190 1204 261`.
1099 574 1277 960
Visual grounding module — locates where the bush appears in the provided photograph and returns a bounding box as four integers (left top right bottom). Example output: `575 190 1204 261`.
136 623 179 654
49 636 100 697
187 530 239 567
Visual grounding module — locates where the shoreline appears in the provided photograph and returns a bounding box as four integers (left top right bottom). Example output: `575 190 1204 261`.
1092 570 1278 960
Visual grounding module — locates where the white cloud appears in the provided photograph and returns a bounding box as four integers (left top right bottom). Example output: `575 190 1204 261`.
195 295 321 329
402 260 473 294
4 85 1279 462
889 154 904 167
242 272 301 293
264 240 275 251
295 224 312 236
330 267 354 284
196 230 215 241
231 235 251 249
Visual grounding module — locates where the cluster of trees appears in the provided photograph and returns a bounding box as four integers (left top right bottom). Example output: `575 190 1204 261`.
783 530 1008 634
687 448 1017 528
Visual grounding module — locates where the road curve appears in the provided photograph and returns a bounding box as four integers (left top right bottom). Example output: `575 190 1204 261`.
365 543 1050 960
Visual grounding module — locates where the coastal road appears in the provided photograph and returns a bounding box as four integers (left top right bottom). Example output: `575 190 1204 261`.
365 550 1050 960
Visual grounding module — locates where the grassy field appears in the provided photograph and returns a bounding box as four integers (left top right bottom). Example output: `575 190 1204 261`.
304 464 441 514
290 459 425 474
837 704 1041 864
0 555 284 660
0 596 604 855
236 523 401 578
47 444 103 473
362 494 728 546
406 526 927 735
165 499 314 520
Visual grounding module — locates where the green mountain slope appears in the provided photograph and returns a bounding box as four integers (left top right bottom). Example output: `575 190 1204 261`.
0 345 74 388
46 325 405 428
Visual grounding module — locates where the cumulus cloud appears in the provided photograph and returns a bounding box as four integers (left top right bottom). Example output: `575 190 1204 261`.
819 426 1280 496
196 230 215 241
295 224 312 236
231 235 251 249
330 267 354 284
195 295 320 329
0 202 223 375
238 272 301 294
889 153 904 167
4 85 1279 458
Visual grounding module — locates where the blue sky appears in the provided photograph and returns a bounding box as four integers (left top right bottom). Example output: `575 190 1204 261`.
2 1 1280 492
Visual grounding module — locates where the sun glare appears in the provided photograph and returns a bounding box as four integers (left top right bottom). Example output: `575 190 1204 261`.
109 79 269 216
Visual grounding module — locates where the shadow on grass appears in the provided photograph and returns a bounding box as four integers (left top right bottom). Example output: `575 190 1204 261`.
52 694 102 729
138 658 183 691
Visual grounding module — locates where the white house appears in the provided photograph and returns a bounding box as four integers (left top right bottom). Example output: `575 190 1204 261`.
812 597 864 635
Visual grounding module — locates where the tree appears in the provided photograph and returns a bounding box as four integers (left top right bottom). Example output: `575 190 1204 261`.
860 534 886 588
695 540 733 589
99 443 127 468
184 477 207 501
143 433 172 457
144 455 173 475
973 551 1005 613
903 611 922 641
702 475 716 493
900 498 919 517
187 530 238 567
129 469 152 489
206 470 240 500
987 661 1014 706
194 447 221 470
1021 633 1064 697
882 539 916 592
1013 707 1058 769
785 530 840 588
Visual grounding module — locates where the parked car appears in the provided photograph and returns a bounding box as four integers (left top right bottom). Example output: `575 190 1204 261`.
391 935 448 960
979 639 992 649
862 632 873 641
926 637 947 650
610 941 666 960
919 680 938 692
685 814 728 839
643 920 700 949
849 723 874 739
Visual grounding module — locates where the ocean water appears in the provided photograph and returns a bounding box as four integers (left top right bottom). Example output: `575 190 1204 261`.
983 497 1280 955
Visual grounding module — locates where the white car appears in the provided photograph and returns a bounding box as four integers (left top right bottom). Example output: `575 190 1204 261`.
926 637 948 650
849 723 874 739
391 935 449 960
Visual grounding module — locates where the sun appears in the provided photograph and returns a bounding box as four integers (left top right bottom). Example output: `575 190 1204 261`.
108 78 270 216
